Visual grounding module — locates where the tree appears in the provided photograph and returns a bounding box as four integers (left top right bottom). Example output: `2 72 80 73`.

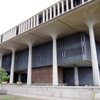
0 68 10 94
0 68 10 83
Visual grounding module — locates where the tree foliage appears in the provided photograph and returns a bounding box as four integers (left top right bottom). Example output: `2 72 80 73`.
0 68 10 84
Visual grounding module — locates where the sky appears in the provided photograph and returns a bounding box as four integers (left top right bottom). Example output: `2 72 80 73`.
0 0 59 35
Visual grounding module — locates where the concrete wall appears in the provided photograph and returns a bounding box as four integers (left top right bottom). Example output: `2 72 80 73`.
57 33 83 64
84 34 100 64
78 67 93 86
2 54 12 71
32 42 52 67
15 49 28 70
3 85 100 100
2 33 85 71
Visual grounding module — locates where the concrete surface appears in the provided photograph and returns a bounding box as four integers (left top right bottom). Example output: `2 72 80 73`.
3 85 100 100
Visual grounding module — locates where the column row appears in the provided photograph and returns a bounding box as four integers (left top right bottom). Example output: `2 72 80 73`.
0 23 99 86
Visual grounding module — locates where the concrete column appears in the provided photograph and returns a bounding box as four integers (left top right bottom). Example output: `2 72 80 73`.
88 25 100 86
37 15 39 26
34 16 36 27
43 11 45 23
0 54 3 68
61 0 64 13
66 0 69 11
31 17 33 28
28 19 30 30
8 31 10 40
82 0 84 4
74 67 79 86
20 24 22 33
19 25 20 34
57 3 60 16
24 21 26 31
21 23 23 33
22 23 23 32
53 5 56 17
26 20 28 31
10 50 15 84
6 32 8 40
52 36 58 86
71 0 74 9
29 19 31 29
27 44 32 85
23 22 25 32
18 73 21 81
22 23 24 32
13 27 17 38
46 9 48 21
50 7 52 19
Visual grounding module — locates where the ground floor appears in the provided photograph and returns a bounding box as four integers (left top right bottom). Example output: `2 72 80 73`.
8 66 100 86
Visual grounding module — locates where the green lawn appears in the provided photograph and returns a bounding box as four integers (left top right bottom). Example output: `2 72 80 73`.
0 95 42 100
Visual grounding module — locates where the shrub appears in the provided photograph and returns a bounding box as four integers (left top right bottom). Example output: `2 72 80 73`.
0 68 10 83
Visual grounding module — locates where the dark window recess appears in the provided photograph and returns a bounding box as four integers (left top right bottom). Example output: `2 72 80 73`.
1 35 3 43
52 7 54 18
56 5 58 16
39 14 43 24
68 1 71 10
45 11 46 21
73 0 81 7
84 0 88 2
60 3 62 14
16 26 19 35
64 0 66 12
83 46 85 54
48 9 50 20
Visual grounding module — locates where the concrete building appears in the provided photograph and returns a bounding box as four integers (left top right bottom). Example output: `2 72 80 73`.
0 0 100 86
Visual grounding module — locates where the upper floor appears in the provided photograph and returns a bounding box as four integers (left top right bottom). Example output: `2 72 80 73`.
2 33 100 71
0 0 91 43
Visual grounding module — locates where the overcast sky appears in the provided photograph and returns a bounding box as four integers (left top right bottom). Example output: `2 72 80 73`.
0 0 59 35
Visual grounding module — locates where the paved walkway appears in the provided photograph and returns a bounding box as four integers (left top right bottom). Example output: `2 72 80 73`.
8 92 79 100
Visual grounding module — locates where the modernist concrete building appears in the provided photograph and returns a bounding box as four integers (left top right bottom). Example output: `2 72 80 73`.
0 0 100 86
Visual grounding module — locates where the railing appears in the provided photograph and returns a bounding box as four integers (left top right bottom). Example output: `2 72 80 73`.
0 0 90 43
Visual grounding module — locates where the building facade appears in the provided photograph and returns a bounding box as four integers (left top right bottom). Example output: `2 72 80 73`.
0 0 100 86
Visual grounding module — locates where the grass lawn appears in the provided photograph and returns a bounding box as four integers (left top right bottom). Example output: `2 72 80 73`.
0 95 42 100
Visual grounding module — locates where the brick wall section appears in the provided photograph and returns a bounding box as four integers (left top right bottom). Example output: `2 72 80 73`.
32 66 63 83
